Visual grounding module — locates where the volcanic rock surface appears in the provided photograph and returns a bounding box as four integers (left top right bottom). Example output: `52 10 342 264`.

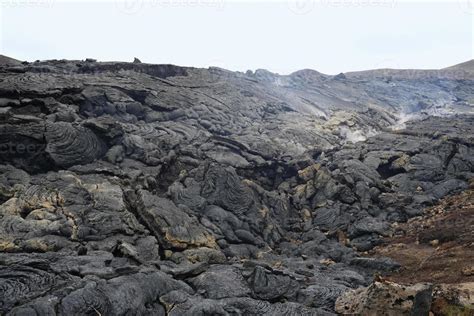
0 56 473 315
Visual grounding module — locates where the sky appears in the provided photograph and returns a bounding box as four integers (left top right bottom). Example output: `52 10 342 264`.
0 0 472 75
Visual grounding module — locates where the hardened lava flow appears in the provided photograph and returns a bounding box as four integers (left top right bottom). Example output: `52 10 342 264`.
0 55 473 315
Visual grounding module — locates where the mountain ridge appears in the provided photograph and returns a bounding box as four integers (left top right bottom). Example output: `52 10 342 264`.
3 54 473 77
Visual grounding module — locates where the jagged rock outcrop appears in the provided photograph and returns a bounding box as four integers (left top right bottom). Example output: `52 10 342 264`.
0 57 472 314
335 279 433 315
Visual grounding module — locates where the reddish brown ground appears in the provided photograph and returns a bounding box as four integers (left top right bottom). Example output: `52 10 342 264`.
370 186 474 285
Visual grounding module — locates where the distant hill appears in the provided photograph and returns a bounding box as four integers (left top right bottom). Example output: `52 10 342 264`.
444 59 474 73
344 59 474 80
0 55 21 66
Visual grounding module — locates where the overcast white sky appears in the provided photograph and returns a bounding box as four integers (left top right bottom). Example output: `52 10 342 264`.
0 0 472 74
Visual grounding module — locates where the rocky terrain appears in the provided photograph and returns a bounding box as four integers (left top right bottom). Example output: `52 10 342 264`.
373 187 474 286
0 55 473 315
